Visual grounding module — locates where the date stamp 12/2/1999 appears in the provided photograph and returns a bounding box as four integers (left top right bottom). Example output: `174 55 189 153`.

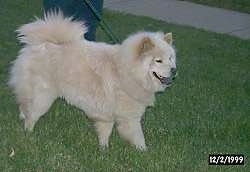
209 154 244 165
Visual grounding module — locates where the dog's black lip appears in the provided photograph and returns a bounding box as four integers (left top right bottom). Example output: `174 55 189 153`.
153 72 161 81
153 72 170 85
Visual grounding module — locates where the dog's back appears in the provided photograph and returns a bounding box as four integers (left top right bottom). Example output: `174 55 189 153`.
9 12 118 131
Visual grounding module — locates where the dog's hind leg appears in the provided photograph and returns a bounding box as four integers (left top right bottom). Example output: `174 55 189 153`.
19 89 56 131
19 106 25 120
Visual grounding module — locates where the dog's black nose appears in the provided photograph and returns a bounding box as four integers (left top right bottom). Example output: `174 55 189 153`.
171 68 177 75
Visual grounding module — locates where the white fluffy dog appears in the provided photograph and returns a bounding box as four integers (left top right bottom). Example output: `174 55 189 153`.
9 13 177 150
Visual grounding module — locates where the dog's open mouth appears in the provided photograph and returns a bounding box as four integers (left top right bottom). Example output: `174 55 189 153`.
153 72 172 85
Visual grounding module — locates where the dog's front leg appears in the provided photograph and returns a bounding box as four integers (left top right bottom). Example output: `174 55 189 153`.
95 120 114 149
117 118 146 150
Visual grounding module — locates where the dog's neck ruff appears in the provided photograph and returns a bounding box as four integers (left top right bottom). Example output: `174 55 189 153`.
118 70 155 106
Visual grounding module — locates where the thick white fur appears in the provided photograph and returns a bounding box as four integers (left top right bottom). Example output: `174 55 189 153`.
9 13 176 150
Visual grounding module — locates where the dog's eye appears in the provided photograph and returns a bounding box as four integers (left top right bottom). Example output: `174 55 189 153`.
155 59 163 63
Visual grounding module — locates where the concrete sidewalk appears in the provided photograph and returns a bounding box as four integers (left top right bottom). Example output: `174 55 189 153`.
104 0 250 39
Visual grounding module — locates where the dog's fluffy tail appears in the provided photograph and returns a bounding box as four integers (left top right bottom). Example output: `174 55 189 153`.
17 12 87 45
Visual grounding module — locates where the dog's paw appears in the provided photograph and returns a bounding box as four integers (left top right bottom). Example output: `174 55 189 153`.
135 143 147 151
24 119 35 132
99 143 110 152
99 141 109 149
19 111 25 120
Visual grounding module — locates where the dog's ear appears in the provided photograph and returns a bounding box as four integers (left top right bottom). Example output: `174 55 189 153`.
164 32 173 45
138 37 155 56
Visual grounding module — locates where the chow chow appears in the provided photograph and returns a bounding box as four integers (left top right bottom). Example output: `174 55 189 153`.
9 12 177 150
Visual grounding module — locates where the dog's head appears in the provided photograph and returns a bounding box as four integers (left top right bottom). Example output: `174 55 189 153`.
120 32 177 92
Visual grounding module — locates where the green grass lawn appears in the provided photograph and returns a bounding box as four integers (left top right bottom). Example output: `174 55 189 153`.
1 0 250 171
184 0 250 13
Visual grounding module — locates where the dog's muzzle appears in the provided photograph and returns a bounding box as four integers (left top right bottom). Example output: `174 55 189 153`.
153 67 177 85
153 72 172 85
160 77 172 85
